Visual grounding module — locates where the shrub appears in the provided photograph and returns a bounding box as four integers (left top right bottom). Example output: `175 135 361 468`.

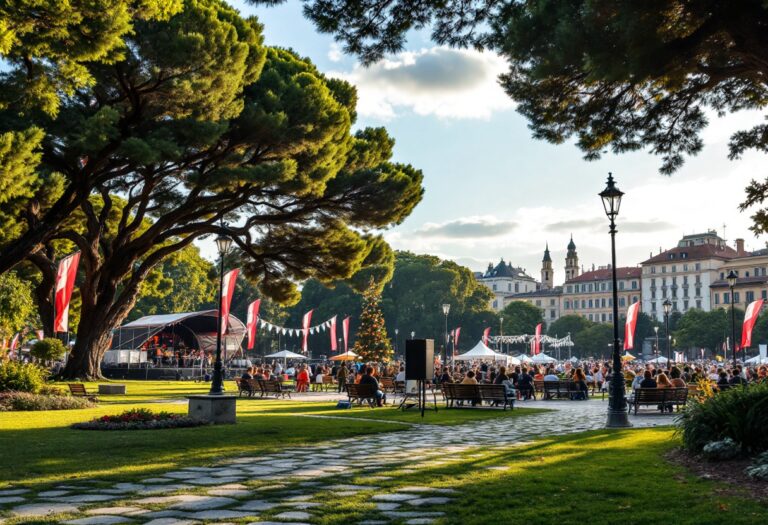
72 408 206 430
30 338 67 362
702 438 740 461
0 392 95 411
0 361 48 393
678 382 768 455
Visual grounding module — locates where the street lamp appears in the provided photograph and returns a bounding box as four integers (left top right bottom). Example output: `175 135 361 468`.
441 304 450 365
210 233 233 395
663 299 672 366
394 328 399 356
598 173 631 428
727 270 738 367
410 330 415 339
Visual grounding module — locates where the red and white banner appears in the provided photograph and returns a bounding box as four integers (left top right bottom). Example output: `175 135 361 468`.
220 269 239 334
36 330 44 341
453 327 461 349
10 333 20 352
330 316 338 351
246 299 261 350
54 252 81 333
482 327 491 346
534 323 542 355
623 302 640 350
301 310 313 352
742 299 764 349
343 316 351 352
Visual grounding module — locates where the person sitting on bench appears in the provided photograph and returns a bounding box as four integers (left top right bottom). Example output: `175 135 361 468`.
359 366 386 406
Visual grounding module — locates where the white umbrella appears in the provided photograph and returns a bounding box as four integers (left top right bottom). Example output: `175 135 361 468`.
505 355 521 366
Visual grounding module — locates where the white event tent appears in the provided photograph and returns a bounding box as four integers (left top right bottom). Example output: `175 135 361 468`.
531 352 557 364
455 341 507 362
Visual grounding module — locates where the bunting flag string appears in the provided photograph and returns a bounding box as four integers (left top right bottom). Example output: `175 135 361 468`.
489 333 574 348
255 315 339 337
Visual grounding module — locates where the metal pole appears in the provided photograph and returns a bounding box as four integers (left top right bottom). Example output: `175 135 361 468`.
606 215 630 428
209 250 226 395
444 312 448 365
665 311 671 365
730 284 737 368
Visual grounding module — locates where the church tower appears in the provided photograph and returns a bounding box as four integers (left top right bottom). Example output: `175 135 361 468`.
565 235 579 280
541 244 553 290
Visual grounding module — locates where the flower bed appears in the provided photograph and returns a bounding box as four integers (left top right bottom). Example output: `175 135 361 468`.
72 408 206 430
0 391 95 411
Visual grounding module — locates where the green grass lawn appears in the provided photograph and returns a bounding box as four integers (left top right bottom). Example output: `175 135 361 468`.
0 380 547 490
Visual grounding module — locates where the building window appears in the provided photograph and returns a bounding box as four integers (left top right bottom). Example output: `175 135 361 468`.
720 272 725 280
632 280 638 289
683 275 688 284
746 271 751 278
508 283 511 291
633 296 639 303
589 314 594 321
601 313 606 322
683 300 689 310
608 313 613 321
695 263 701 271
566 285 573 293
652 302 657 311
550 299 555 306
715 294 720 305
550 310 555 319
536 300 542 306
601 298 606 308
493 300 498 308
683 264 688 271
514 283 519 293
734 292 740 303
763 290 767 300
695 275 701 284
672 301 678 311
724 293 730 304
619 281 624 290
588 299 593 309
662 266 666 273
683 288 688 298
747 291 755 302
582 300 586 309
696 300 702 309
651 291 656 299
651 266 656 274
672 265 677 272
619 297 626 307
492 284 497 291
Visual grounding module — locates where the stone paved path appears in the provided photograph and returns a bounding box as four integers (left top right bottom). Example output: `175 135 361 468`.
0 400 672 525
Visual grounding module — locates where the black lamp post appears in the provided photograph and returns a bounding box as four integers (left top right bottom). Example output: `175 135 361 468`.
394 328 399 356
727 270 738 367
599 173 631 428
662 299 671 366
209 233 233 395
442 304 450 365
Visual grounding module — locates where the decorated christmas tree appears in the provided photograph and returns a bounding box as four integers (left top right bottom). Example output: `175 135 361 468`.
353 278 393 363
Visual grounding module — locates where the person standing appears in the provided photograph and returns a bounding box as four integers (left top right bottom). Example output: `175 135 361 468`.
337 364 348 393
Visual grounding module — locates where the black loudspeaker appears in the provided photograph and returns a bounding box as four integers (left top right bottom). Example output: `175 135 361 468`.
405 339 434 380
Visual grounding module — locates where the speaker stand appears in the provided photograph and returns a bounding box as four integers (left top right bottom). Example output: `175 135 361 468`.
399 380 438 417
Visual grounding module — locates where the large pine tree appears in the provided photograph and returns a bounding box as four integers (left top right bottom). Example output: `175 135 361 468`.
353 279 393 363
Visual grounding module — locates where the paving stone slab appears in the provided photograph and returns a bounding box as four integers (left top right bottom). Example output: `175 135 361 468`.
168 495 238 510
236 500 279 512
406 497 451 506
382 511 445 519
275 511 313 520
282 502 322 509
55 494 117 503
397 486 457 494
207 488 250 497
144 518 200 525
63 516 134 525
371 493 419 502
374 502 400 511
187 510 252 520
0 489 28 496
141 478 175 484
134 495 187 505
247 522 311 525
187 476 244 486
0 496 25 505
38 490 70 497
12 502 80 517
405 519 436 525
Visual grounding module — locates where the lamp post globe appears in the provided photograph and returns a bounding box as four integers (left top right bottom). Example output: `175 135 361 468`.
210 234 233 395
727 270 738 366
599 173 631 428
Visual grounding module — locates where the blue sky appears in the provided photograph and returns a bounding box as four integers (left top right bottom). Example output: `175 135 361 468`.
232 0 767 283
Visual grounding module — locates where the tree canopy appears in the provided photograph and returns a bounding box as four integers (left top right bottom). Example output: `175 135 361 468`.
499 301 544 336
272 0 768 231
0 0 424 378
0 272 35 343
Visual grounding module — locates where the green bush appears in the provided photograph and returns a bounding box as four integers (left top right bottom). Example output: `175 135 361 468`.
30 338 67 362
0 361 48 393
0 392 95 411
678 382 768 455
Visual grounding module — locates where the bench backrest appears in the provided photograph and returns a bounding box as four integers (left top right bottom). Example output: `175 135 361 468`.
477 384 507 400
379 377 394 388
543 380 574 391
634 387 688 402
322 375 335 384
260 379 282 392
444 383 479 397
68 383 87 395
347 383 377 396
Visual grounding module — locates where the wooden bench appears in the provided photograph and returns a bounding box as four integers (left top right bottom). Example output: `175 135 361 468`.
234 378 258 397
442 383 513 409
542 380 577 400
532 379 545 400
347 383 379 408
628 388 688 415
259 379 291 399
67 383 98 401
379 377 395 394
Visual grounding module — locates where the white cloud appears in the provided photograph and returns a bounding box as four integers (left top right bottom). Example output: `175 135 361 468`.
329 47 514 120
415 217 517 238
327 43 342 63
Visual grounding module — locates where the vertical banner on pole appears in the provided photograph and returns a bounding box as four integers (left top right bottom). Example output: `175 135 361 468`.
343 316 351 352
9 333 20 358
246 299 261 350
302 310 313 353
623 302 640 350
453 327 461 353
330 316 338 351
54 252 81 333
220 269 239 334
741 299 764 349
482 327 491 346
534 323 542 355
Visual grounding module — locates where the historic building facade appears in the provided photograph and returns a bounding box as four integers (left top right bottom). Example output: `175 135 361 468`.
561 266 642 323
478 259 538 311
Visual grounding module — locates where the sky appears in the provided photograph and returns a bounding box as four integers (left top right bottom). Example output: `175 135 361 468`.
229 0 768 284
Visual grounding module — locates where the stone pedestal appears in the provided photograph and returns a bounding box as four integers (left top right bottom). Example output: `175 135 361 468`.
187 395 237 424
98 384 126 395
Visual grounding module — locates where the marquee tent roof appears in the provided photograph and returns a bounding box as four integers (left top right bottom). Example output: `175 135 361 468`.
455 341 504 361
265 350 306 359
111 310 245 355
531 352 556 363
